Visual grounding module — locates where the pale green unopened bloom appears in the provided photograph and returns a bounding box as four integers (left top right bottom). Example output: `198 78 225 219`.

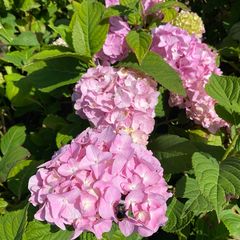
172 11 205 38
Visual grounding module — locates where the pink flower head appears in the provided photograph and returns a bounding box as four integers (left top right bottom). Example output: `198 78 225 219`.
151 24 228 132
95 17 130 65
142 0 165 13
28 126 171 239
72 66 159 145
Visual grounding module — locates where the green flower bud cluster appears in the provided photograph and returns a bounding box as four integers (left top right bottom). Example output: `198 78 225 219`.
172 11 205 38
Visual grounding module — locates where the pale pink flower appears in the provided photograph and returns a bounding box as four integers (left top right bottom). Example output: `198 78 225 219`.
72 66 159 145
151 24 228 132
95 17 130 65
28 127 171 239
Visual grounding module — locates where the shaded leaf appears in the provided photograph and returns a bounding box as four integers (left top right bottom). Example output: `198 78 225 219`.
176 176 213 217
11 32 39 46
1 125 26 155
195 212 229 240
0 146 30 183
163 197 194 232
7 160 42 199
23 57 86 92
149 135 197 173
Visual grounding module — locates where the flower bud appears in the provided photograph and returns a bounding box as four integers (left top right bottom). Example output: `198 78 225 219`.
172 10 205 38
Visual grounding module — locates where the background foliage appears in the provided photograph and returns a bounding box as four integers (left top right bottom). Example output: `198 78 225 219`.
0 0 240 239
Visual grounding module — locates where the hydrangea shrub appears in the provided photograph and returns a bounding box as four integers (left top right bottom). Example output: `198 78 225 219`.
0 0 240 240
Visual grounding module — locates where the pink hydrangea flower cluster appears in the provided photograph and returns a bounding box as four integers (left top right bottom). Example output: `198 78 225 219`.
95 16 130 65
151 23 227 133
28 127 171 239
98 0 166 65
72 66 159 145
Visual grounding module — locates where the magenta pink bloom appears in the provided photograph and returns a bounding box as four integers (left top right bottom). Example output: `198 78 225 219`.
151 24 227 133
72 66 159 145
95 17 130 65
28 127 171 239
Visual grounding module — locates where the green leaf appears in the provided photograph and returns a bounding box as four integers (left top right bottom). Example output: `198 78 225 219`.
192 152 225 218
23 57 86 92
7 160 42 199
176 176 213 217
23 220 73 240
30 49 88 62
118 52 185 96
79 232 97 240
126 30 152 64
102 5 130 20
214 104 240 125
205 75 240 124
149 135 197 173
0 146 30 183
1 125 26 155
176 156 240 219
43 115 67 131
56 121 89 148
103 223 142 240
161 8 178 23
220 205 240 238
188 129 222 146
17 0 40 11
11 32 39 46
163 197 194 232
78 223 142 240
0 204 29 240
120 0 139 9
1 48 36 68
5 74 33 107
195 212 229 240
127 12 142 25
155 88 168 118
147 0 189 14
71 0 109 57
219 157 240 196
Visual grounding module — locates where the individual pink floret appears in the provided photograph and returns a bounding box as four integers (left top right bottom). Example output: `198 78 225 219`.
28 127 171 239
72 66 159 145
151 23 227 133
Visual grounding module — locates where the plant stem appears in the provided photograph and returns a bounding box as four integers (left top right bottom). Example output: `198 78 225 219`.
221 133 239 161
0 109 6 134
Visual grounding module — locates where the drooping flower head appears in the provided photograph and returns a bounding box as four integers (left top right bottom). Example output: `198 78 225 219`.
95 17 130 65
171 10 205 38
151 24 227 132
72 66 159 145
28 127 171 239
